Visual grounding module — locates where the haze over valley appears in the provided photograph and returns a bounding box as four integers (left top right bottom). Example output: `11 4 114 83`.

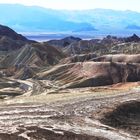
1 4 140 41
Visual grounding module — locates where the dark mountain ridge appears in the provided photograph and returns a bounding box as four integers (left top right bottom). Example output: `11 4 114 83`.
0 24 28 41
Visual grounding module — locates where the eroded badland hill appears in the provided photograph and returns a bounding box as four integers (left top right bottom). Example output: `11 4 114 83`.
0 25 139 140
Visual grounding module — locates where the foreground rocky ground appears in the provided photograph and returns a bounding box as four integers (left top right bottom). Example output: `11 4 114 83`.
0 81 139 140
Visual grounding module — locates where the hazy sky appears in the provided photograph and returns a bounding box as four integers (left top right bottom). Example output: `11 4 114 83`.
0 0 139 11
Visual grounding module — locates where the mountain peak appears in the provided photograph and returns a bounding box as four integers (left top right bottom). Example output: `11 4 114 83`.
125 34 140 42
0 24 28 41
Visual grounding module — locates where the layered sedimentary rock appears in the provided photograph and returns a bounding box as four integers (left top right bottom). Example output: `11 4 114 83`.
36 62 140 88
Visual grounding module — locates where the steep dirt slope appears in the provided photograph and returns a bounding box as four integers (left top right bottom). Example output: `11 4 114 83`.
0 24 28 41
0 43 64 79
0 24 35 51
0 43 64 68
36 62 140 88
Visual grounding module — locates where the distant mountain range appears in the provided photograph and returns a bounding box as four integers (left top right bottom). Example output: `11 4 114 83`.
126 25 140 30
0 4 140 35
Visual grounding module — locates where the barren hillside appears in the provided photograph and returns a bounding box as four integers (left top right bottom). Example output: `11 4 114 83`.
0 25 139 140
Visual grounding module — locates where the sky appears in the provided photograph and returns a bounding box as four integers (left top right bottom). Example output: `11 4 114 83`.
0 0 139 12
